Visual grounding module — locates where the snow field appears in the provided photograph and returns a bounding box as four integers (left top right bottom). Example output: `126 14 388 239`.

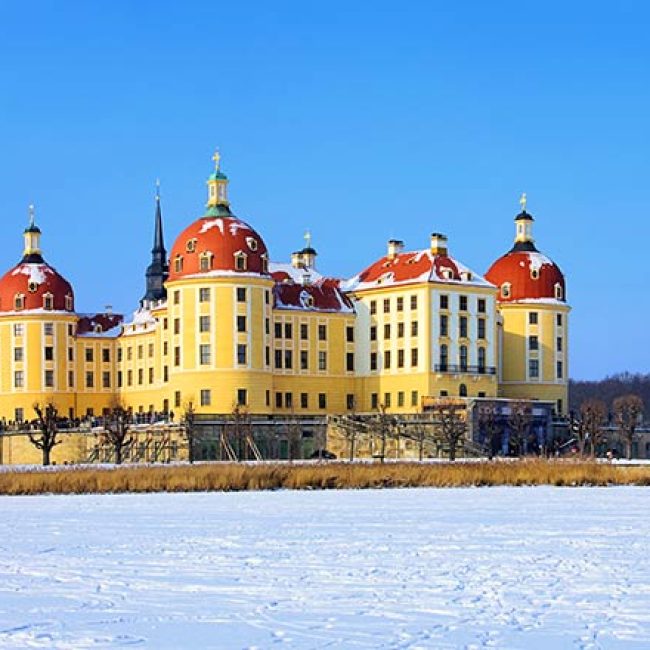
0 487 649 649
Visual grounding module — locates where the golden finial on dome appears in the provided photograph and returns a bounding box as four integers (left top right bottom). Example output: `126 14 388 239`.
212 149 221 172
519 192 527 212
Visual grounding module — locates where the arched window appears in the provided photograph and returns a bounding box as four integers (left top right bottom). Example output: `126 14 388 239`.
174 256 183 273
199 252 213 272
65 294 73 311
260 254 268 273
439 344 448 371
14 294 24 310
555 283 563 300
459 383 468 397
478 347 486 373
43 293 53 310
234 251 247 271
459 345 468 371
501 283 511 298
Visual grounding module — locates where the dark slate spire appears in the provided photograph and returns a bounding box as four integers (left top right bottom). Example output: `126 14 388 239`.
141 181 169 306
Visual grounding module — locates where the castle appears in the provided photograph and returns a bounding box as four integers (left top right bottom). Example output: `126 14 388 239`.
0 154 569 432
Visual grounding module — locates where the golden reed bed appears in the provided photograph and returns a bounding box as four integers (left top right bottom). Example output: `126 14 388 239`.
1 460 649 495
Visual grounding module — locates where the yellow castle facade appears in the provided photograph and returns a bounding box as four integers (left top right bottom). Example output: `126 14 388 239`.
0 156 570 429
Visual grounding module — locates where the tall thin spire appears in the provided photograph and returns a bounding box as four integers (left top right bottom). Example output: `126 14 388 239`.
141 181 169 306
22 203 43 261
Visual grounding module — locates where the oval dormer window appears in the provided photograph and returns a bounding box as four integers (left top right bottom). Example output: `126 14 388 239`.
246 236 258 252
186 239 197 253
531 268 540 280
28 282 38 293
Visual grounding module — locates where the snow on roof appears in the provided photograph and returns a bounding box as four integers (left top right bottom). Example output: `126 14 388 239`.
76 313 124 338
342 249 494 292
269 262 324 285
11 264 51 285
273 277 354 313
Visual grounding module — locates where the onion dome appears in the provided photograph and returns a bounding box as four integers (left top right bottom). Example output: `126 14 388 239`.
0 206 74 313
485 195 566 303
167 153 269 280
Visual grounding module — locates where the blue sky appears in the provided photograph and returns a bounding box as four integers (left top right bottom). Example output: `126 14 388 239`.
0 1 648 379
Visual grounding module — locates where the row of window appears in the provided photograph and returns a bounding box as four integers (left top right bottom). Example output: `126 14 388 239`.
369 345 488 372
502 283 564 300
529 360 564 380
370 316 488 341
271 391 332 410
528 336 563 352
13 293 74 311
171 286 268 306
369 295 487 315
528 312 564 326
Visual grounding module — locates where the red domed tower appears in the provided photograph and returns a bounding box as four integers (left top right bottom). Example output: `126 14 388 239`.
486 195 570 415
0 206 78 423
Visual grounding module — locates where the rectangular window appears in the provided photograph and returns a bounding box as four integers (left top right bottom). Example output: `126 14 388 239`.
236 287 246 302
529 335 539 351
370 325 377 341
86 371 94 388
529 312 538 325
411 390 418 407
398 391 405 408
529 359 539 378
163 366 169 382
138 345 143 360
300 323 308 340
15 407 24 422
300 393 308 409
163 341 168 355
173 290 180 305
265 290 270 305
102 348 110 363
318 324 327 341
13 323 24 337
383 299 390 314
44 370 54 388
14 370 24 388
276 392 283 408
346 394 355 411
384 323 391 339
199 315 210 332
411 348 418 367
459 295 468 311
285 392 293 409
68 347 74 362
174 346 181 366
318 393 327 409
397 322 404 338
275 349 282 369
478 298 486 313
384 350 391 369
370 300 377 315
199 287 210 302
265 318 270 335
346 326 354 342
300 350 309 370
557 313 563 327
557 336 563 352
410 295 418 310
440 314 448 337
174 391 181 408
174 319 180 335
103 371 111 388
371 393 378 410
346 352 355 372
127 347 133 360
557 361 564 379
265 346 270 366
411 321 419 337
439 295 448 310
237 315 247 332
85 348 93 362
138 368 143 385
148 344 154 358
44 322 54 336
275 322 283 338
370 352 377 371
284 322 292 339
200 389 211 406
459 316 468 338
200 344 211 365
284 349 293 369
69 371 75 388
14 347 23 362
384 393 391 408
237 344 247 365
396 297 404 312
478 318 486 340
397 349 405 368
127 370 133 386
265 390 270 407
318 351 327 371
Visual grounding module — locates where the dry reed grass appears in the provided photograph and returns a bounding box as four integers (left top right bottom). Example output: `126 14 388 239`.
0 460 649 496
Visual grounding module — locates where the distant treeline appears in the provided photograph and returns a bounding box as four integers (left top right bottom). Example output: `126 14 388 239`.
570 373 650 419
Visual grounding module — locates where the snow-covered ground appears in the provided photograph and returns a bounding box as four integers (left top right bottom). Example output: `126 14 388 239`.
0 487 649 649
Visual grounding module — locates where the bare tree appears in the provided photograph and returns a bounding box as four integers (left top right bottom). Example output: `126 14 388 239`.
508 401 532 456
182 400 197 463
477 401 502 460
432 400 467 461
30 402 62 466
579 398 607 457
101 401 134 465
613 394 644 460
287 408 302 461
371 404 396 464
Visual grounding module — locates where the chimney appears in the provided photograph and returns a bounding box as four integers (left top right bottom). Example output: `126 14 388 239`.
105 304 113 315
387 239 404 260
430 233 448 256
